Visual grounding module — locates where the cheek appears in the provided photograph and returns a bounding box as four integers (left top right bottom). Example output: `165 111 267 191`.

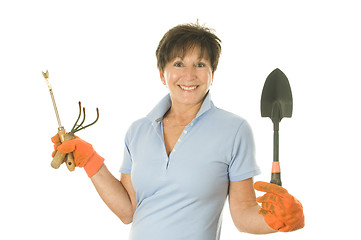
203 72 213 85
166 71 181 84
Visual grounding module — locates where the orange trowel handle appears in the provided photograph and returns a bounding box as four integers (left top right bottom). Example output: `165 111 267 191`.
51 128 75 171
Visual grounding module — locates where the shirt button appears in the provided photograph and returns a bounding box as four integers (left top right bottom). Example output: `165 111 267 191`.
184 130 188 134
178 139 181 142
172 149 176 152
190 122 194 126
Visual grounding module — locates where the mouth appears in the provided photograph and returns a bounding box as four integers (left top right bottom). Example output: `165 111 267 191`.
179 85 199 91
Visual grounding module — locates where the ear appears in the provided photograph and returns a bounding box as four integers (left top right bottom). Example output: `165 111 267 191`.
159 70 166 85
210 72 214 86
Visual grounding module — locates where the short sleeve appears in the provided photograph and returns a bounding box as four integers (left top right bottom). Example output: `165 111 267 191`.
119 129 132 174
228 120 261 181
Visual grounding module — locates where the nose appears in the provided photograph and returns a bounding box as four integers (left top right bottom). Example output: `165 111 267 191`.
182 66 197 81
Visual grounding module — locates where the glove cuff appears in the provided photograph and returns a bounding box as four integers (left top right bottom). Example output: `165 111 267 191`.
83 151 105 178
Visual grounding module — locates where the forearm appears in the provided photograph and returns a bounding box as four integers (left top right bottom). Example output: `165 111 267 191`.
232 204 276 234
90 164 134 224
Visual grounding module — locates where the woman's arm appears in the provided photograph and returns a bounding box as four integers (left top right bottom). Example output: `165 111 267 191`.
228 178 276 234
91 164 136 224
52 135 136 224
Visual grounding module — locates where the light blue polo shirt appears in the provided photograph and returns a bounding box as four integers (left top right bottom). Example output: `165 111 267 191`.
120 92 260 240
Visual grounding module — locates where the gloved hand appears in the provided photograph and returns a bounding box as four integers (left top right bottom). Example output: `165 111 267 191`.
254 181 304 232
51 134 62 158
51 134 104 178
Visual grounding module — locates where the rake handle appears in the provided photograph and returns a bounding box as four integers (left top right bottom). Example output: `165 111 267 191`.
51 128 75 171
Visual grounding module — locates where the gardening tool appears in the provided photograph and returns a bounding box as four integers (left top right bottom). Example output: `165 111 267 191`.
43 70 99 171
261 68 293 186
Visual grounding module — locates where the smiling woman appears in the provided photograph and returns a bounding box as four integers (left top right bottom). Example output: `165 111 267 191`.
156 24 221 112
50 22 303 240
160 46 214 111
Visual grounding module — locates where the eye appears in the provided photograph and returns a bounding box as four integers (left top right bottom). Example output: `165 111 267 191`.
173 61 183 67
196 62 206 68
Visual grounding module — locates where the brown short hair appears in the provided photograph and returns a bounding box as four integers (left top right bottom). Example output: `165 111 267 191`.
156 23 222 73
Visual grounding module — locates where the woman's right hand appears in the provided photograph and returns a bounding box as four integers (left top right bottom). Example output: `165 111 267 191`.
51 134 62 158
51 134 104 177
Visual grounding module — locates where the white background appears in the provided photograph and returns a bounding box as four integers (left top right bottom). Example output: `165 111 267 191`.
1 0 360 239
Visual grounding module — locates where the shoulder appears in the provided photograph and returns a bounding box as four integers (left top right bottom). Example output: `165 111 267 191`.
208 106 250 130
197 106 254 144
128 117 150 129
124 117 152 140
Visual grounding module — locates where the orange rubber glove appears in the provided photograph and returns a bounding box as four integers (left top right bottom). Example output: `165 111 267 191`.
51 134 104 178
51 134 62 158
254 181 304 232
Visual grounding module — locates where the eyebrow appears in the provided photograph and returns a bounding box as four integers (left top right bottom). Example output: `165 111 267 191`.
173 56 209 61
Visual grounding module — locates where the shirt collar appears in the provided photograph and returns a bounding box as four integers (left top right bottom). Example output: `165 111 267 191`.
146 91 214 123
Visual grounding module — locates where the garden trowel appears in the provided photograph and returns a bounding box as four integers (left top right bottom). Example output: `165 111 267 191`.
261 68 293 186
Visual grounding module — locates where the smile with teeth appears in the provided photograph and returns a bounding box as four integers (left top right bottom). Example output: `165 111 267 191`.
179 85 198 91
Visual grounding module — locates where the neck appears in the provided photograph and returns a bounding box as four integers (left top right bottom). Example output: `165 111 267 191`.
164 98 205 125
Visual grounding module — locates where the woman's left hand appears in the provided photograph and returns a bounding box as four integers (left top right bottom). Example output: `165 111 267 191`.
254 181 305 232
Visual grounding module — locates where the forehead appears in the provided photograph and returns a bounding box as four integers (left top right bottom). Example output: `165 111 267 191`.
170 43 210 60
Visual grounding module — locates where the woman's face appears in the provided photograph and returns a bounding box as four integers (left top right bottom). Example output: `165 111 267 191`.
160 45 214 108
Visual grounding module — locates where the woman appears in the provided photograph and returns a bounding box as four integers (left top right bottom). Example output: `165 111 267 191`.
52 23 304 240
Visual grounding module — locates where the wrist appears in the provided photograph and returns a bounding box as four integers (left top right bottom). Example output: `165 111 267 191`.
84 151 105 178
